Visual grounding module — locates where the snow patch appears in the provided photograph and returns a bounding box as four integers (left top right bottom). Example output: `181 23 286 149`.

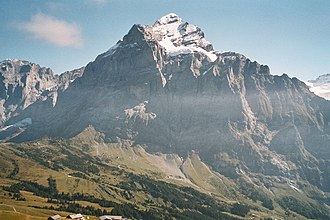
157 13 182 25
202 65 214 76
0 118 32 132
1 65 7 71
124 101 156 125
306 80 330 100
309 73 330 84
159 71 167 87
152 13 217 62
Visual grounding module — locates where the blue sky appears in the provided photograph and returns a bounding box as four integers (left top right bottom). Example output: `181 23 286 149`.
1 0 329 81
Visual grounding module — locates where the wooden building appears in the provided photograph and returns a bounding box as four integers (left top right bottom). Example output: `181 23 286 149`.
66 213 85 220
48 214 62 220
99 215 122 220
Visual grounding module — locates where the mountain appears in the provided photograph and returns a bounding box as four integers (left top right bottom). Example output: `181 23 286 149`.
0 59 84 141
306 73 330 100
1 13 330 219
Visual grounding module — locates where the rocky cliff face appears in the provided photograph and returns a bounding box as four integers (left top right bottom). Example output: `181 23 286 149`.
58 67 85 90
0 59 84 140
0 59 57 125
5 14 330 193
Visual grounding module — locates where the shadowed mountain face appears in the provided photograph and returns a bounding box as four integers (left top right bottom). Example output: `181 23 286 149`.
0 60 58 125
4 14 330 192
0 60 84 141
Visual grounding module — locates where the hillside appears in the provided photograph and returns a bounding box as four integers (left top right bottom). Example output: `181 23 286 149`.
1 127 330 219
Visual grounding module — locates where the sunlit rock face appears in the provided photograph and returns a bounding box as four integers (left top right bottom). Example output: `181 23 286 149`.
5 14 330 192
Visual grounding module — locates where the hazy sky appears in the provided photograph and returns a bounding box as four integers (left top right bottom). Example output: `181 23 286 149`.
1 0 329 81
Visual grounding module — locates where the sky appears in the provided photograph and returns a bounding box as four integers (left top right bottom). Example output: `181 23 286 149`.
1 0 329 81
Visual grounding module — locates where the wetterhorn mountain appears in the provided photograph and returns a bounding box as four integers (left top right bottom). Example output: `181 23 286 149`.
2 13 330 219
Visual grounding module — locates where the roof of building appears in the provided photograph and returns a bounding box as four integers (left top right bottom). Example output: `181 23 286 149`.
99 215 122 220
48 214 62 220
67 213 84 219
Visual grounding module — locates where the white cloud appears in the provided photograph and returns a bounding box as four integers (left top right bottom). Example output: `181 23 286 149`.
18 13 83 48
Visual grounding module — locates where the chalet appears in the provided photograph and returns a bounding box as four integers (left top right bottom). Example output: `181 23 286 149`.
66 213 85 220
48 214 62 220
99 215 122 220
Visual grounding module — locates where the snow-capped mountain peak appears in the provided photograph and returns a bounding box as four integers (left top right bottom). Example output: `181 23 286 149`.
306 73 330 100
155 13 182 25
308 73 330 85
102 13 218 62
150 13 217 61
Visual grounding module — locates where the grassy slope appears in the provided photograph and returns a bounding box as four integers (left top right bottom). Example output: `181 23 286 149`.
0 128 328 219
